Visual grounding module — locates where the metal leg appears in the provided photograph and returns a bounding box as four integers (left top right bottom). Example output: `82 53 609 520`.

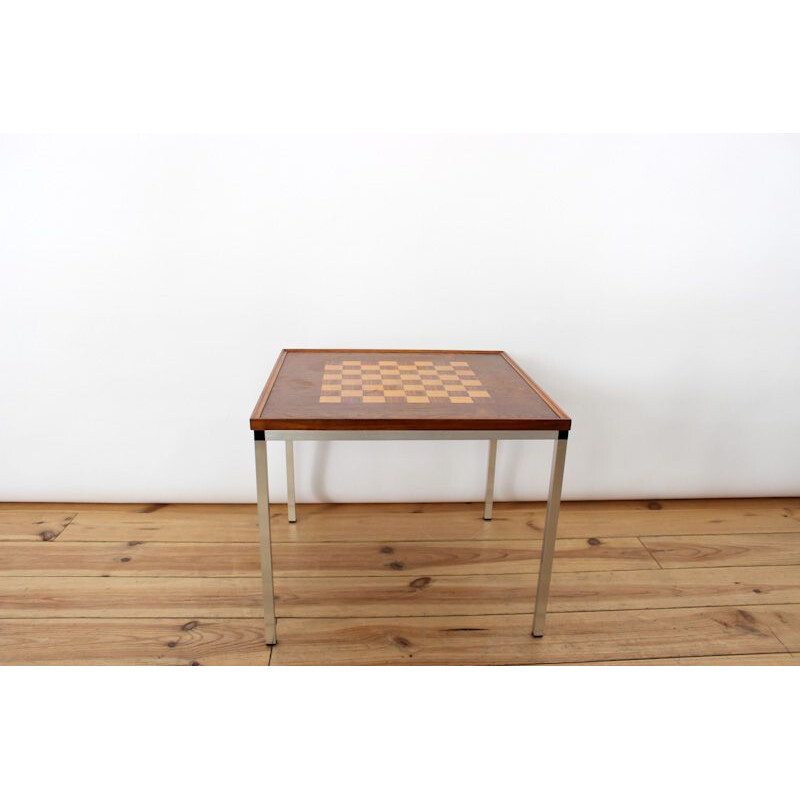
483 439 497 520
532 431 568 637
254 432 277 645
286 440 297 523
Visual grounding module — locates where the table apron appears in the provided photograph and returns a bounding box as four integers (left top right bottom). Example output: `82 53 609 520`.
263 430 560 442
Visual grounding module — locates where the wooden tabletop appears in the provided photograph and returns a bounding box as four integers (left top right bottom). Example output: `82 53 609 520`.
250 350 571 431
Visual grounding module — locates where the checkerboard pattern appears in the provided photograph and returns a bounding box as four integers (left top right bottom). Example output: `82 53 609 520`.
319 359 492 404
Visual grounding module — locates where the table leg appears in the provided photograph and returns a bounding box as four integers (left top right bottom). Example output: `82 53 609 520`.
254 432 277 645
532 431 568 637
285 439 297 523
483 439 498 520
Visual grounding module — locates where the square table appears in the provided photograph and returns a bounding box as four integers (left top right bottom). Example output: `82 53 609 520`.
250 349 571 646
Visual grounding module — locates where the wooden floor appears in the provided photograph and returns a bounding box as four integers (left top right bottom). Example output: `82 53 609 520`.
2 499 800 665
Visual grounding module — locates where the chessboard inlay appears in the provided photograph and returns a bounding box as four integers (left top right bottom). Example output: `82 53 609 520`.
319 359 492 404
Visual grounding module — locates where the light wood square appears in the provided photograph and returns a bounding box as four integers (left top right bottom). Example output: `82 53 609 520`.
450 361 469 367
384 389 405 397
342 390 363 397
468 390 490 398
449 396 473 404
319 396 341 403
363 396 386 403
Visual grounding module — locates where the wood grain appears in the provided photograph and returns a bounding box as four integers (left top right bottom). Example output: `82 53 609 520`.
754 604 800 651
250 348 288 420
573 653 800 665
0 509 76 542
6 566 795 620
0 541 262 577
2 499 800 665
641 533 800 569
271 537 657 576
55 500 800 544
579 604 800 662
0 618 269 665
270 606 788 665
499 351 570 419
0 537 658 577
58 505 259 543
0 577 261 618
269 566 800 618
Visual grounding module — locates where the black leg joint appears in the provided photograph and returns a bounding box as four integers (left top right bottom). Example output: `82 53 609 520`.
254 430 265 441
558 430 569 440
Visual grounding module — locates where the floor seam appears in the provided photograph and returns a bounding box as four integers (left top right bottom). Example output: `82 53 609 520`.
50 512 79 541
636 535 665 569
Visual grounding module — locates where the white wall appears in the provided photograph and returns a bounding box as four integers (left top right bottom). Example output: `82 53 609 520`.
2 135 799 503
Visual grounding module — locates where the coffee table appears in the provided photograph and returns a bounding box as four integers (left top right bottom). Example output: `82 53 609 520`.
250 349 571 646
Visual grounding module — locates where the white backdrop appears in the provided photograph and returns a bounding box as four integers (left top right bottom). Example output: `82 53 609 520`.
2 134 799 502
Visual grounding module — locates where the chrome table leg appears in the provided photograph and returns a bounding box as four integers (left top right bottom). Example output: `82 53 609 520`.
254 432 277 645
286 439 297 523
532 431 568 637
483 438 498 521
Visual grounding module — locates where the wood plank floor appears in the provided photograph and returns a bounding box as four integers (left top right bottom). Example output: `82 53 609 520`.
1 499 799 665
